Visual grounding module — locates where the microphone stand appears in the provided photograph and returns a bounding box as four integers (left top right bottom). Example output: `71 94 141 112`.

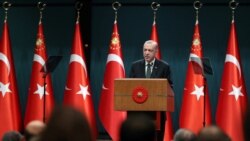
42 72 47 123
203 75 207 127
39 55 62 123
190 57 213 128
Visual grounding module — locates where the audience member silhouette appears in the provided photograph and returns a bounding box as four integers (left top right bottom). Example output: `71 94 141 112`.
196 125 231 141
244 103 250 141
2 131 22 141
173 128 197 141
119 115 155 141
24 120 46 141
38 106 94 141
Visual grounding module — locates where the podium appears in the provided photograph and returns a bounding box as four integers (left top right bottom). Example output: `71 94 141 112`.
114 78 174 112
114 78 174 140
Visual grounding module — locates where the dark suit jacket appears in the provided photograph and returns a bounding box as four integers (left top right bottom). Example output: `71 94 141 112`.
129 59 173 86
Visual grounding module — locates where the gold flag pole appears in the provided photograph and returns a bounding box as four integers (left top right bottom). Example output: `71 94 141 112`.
151 2 160 23
112 1 121 22
194 0 207 127
229 0 238 22
193 1 202 23
2 1 11 22
75 1 83 24
37 2 46 24
37 1 47 123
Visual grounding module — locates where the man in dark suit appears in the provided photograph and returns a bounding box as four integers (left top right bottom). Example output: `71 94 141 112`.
129 40 173 141
129 40 172 85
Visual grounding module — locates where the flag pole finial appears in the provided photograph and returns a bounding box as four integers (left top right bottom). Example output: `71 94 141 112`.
37 2 46 24
193 1 202 24
2 1 11 23
151 2 160 23
112 1 121 22
75 1 83 23
229 0 238 22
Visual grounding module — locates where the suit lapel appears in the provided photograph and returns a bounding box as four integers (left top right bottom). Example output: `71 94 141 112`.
141 61 146 78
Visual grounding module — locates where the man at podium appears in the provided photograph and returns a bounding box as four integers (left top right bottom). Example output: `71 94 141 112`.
129 40 173 91
129 40 173 141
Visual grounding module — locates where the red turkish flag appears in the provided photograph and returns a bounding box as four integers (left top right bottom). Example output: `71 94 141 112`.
179 21 212 134
150 20 173 141
98 20 126 141
151 21 161 59
63 22 97 139
24 23 55 126
216 20 247 141
0 21 22 138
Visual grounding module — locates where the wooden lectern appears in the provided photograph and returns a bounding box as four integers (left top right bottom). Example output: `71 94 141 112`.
114 78 174 140
114 78 174 112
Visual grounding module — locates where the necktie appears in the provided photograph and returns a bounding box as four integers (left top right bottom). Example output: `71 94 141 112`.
146 63 152 78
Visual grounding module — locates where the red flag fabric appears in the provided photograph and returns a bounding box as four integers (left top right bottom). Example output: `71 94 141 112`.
151 21 161 59
63 22 97 139
0 21 22 138
163 112 174 141
150 20 173 141
24 23 55 126
98 20 126 141
179 21 212 134
216 20 247 141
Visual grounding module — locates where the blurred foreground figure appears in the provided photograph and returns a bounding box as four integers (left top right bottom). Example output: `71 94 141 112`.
173 128 197 141
38 106 94 141
2 131 22 141
197 125 231 141
244 104 250 141
119 115 156 141
24 120 46 141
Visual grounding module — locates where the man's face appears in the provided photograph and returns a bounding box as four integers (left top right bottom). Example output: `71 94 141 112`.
143 44 157 63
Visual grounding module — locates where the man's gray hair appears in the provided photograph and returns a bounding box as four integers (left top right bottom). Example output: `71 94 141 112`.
174 128 197 141
143 40 158 49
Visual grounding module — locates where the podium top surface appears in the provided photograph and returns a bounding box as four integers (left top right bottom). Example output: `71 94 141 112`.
115 78 174 97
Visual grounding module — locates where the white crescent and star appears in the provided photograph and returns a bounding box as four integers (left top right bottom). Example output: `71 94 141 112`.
225 54 241 77
220 54 244 101
0 82 12 97
191 84 204 101
106 54 124 71
65 54 87 91
0 52 12 97
65 86 71 90
189 53 203 69
34 84 48 99
0 52 11 75
186 54 206 101
33 54 45 66
69 54 87 74
76 84 90 100
102 84 108 90
65 54 91 100
32 54 48 98
101 53 125 91
229 85 244 101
